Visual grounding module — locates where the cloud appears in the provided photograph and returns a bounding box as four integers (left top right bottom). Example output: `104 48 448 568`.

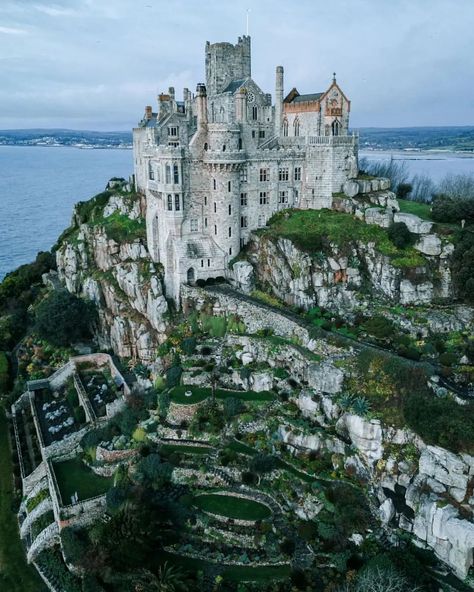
33 4 80 17
0 25 28 35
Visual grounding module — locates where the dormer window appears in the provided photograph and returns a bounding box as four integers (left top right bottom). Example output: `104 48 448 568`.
168 126 179 137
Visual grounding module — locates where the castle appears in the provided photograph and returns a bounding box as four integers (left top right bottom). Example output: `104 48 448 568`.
133 35 359 302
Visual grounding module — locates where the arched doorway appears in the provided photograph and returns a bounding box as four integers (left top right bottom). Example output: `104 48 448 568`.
187 268 196 284
332 120 340 136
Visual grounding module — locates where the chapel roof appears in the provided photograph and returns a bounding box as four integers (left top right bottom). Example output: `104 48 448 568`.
222 78 247 93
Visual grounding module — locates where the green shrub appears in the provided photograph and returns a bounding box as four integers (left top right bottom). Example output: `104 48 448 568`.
439 351 458 367
387 222 414 249
451 230 474 304
249 453 278 474
166 365 182 388
181 336 196 355
0 351 9 393
362 315 396 339
35 290 97 347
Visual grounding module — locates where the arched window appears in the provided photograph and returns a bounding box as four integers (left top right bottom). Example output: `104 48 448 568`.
165 164 171 184
222 144 226 152
294 118 300 137
173 163 179 184
252 106 258 121
213 179 217 190
204 142 208 151
167 194 173 211
331 120 340 136
220 106 225 122
187 268 195 284
283 118 288 137
148 161 154 180
325 124 330 137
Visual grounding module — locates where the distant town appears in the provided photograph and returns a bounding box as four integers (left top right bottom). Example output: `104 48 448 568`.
1 126 474 152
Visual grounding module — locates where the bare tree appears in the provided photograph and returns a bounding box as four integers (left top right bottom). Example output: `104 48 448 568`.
437 173 474 200
359 157 410 193
410 174 436 202
355 567 421 592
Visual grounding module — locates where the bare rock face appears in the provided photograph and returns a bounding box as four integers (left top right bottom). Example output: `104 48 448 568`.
336 413 384 464
56 191 168 361
415 234 442 256
230 260 255 294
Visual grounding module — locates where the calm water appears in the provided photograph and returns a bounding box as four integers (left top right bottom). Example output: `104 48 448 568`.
360 150 474 182
1 146 474 281
0 146 132 280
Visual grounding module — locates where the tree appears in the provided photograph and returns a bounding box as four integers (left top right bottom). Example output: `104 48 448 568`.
354 566 421 592
387 222 413 249
451 230 474 303
396 183 412 200
249 453 278 474
223 397 245 421
35 289 96 346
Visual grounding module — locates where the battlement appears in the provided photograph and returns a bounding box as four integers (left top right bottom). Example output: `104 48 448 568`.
205 35 251 96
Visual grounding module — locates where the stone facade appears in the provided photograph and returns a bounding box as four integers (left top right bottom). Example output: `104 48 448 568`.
134 36 358 302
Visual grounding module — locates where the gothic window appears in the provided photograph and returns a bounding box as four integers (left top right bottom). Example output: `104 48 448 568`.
241 216 248 228
228 204 231 215
148 161 154 180
204 217 208 228
240 168 247 183
332 120 340 136
174 194 180 211
294 118 300 137
229 247 232 255
204 196 207 205
208 259 211 267
259 191 268 205
252 106 258 120
204 142 208 151
187 268 195 283
283 119 288 137
201 259 204 267
259 168 268 182
222 144 226 152
190 219 198 232
213 178 217 190
325 124 330 136
278 167 289 181
214 225 217 235
168 126 179 137
240 193 247 206
173 164 179 184
165 164 171 184
294 189 299 203
214 202 217 213
228 181 231 192
167 194 173 210
294 167 301 181
278 191 288 204
228 227 232 237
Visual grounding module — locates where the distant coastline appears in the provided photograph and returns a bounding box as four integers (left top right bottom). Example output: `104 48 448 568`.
1 126 474 153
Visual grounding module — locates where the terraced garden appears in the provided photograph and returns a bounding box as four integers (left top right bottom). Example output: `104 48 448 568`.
169 385 275 405
53 458 111 504
193 492 272 521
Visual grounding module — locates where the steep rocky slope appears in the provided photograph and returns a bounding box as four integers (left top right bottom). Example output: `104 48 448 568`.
55 183 168 361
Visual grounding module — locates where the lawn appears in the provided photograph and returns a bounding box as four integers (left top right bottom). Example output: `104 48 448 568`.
53 458 111 504
397 199 433 221
170 386 275 405
0 410 46 591
194 493 272 520
159 443 214 455
264 208 427 268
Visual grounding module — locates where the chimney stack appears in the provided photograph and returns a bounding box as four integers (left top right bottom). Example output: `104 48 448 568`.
145 105 153 120
196 83 208 128
275 66 284 136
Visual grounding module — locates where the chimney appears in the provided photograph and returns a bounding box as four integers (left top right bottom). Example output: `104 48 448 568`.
168 86 175 100
235 87 247 123
145 105 153 120
196 83 208 128
275 66 284 136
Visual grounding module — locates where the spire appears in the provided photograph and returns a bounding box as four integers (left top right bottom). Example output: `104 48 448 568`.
333 72 337 83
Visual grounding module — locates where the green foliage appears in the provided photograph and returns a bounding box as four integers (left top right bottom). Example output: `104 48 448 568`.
397 198 433 221
223 396 245 421
181 336 197 355
396 183 413 200
61 527 88 565
362 315 396 339
36 548 81 592
166 365 183 388
404 390 474 453
387 222 414 249
431 194 474 224
439 351 458 367
135 454 172 489
26 488 49 513
249 453 278 474
0 351 9 393
95 210 146 243
35 290 96 346
451 229 474 304
201 314 227 337
106 486 127 513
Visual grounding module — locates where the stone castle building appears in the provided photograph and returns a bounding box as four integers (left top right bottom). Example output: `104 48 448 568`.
133 35 359 302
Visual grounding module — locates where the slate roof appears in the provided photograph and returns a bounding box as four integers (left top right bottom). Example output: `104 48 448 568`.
222 78 247 93
291 92 324 103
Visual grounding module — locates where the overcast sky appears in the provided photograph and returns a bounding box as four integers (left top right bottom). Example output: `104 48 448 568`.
0 0 473 130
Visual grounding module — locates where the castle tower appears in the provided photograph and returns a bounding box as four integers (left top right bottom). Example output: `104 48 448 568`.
274 66 284 136
205 36 251 96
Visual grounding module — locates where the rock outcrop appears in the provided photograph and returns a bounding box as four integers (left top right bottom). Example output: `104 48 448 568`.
56 188 168 361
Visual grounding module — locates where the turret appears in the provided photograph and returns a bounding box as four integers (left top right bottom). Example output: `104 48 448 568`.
275 66 284 136
196 83 208 128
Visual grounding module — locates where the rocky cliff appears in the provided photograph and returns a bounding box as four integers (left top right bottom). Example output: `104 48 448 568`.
55 184 168 361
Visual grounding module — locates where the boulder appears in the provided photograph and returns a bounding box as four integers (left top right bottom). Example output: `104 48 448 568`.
364 207 393 228
231 260 255 294
415 234 442 256
379 499 395 524
336 413 383 463
393 212 433 234
307 362 344 394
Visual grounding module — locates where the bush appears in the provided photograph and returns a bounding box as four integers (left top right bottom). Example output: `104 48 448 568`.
451 230 474 304
166 365 182 388
387 222 413 249
396 183 412 200
249 453 278 474
0 351 9 394
35 290 97 346
362 316 396 339
439 351 458 367
241 471 258 485
223 397 245 420
181 337 196 355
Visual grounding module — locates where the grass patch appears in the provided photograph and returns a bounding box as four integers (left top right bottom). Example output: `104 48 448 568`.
265 208 428 268
223 564 291 582
194 493 272 520
159 444 214 455
0 410 46 591
53 458 111 504
169 386 275 406
94 210 146 243
397 199 433 221
228 439 258 456
0 352 9 393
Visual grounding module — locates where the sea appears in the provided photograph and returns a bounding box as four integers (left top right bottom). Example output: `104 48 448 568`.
0 145 474 281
